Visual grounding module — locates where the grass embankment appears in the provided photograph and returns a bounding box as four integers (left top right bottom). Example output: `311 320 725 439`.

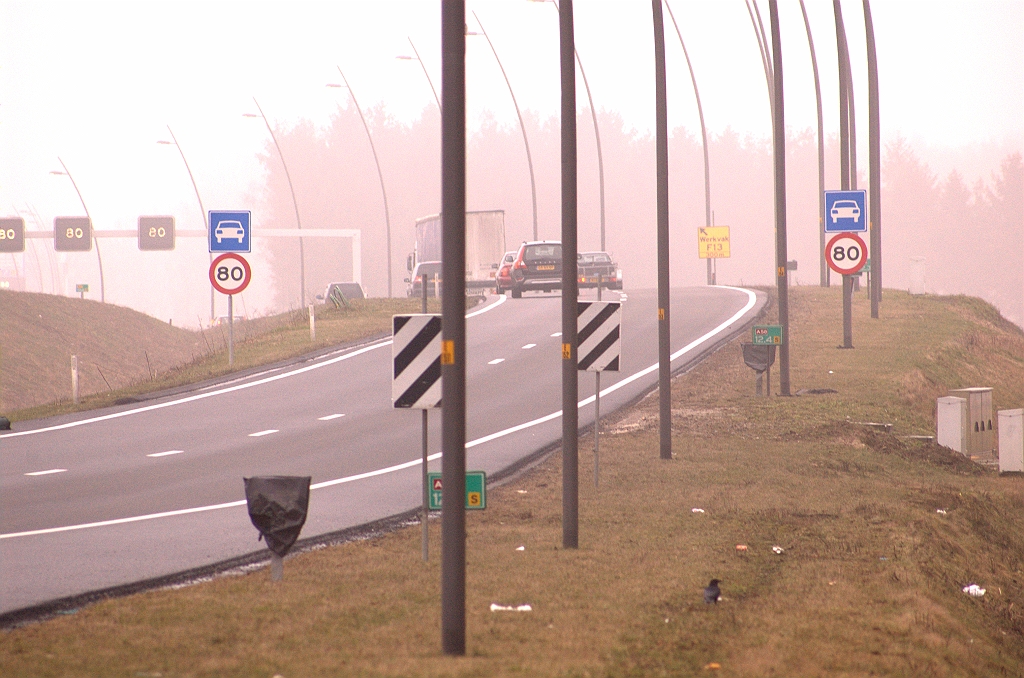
0 291 439 422
3 288 1024 677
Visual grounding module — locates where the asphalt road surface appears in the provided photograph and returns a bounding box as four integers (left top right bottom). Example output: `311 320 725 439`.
0 286 764 616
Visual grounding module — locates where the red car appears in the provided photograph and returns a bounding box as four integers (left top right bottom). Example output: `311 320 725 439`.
494 251 517 294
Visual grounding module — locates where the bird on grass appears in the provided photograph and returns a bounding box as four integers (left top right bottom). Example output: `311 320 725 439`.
704 579 722 604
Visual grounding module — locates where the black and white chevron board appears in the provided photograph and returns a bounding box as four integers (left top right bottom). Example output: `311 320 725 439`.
577 301 621 372
392 314 442 408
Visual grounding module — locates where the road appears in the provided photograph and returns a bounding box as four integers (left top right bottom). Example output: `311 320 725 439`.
0 286 764 616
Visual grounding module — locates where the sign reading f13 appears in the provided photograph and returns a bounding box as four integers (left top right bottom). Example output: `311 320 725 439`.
577 301 621 372
392 314 442 409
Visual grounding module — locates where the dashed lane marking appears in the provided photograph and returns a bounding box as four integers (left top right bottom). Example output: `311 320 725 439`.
24 469 67 476
551 332 562 337
147 450 184 458
318 414 346 421
521 343 536 349
487 358 505 365
248 429 279 438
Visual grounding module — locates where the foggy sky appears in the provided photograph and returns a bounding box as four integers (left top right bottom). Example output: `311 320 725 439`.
0 1 1021 326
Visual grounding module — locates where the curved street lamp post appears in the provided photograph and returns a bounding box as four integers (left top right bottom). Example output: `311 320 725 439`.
469 11 540 241
665 0 714 285
396 38 441 110
244 99 306 306
158 126 215 319
798 0 827 287
50 158 105 302
327 68 394 298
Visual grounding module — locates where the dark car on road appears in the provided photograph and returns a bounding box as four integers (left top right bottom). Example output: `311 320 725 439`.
405 261 442 297
577 251 623 290
509 241 561 298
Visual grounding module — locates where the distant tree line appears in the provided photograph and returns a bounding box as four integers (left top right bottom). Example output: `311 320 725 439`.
254 102 1022 327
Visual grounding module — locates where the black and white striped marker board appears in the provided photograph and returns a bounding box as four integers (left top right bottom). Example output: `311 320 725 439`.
392 314 442 409
577 301 621 372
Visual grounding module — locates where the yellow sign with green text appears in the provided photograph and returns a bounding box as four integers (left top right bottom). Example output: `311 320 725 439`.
698 226 730 259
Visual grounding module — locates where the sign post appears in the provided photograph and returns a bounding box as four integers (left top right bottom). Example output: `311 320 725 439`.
209 253 252 366
826 231 866 349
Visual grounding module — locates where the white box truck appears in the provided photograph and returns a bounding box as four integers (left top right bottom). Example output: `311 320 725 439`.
406 211 506 293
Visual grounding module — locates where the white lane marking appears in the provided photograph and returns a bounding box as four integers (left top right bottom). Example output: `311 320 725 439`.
318 413 346 421
24 469 67 477
466 293 506 318
248 429 278 438
3 296 509 441
487 358 505 365
521 343 536 349
0 289 757 540
147 450 184 458
551 332 562 337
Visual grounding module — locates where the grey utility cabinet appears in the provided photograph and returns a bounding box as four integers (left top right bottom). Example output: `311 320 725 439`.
999 409 1023 473
949 388 994 456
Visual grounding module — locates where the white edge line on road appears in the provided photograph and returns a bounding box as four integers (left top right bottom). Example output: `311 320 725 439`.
24 469 67 476
0 290 754 540
147 451 184 458
2 295 508 440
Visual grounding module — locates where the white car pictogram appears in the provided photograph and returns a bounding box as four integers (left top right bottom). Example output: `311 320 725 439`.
214 220 245 243
830 200 861 223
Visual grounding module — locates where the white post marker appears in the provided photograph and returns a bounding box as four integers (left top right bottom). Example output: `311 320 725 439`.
71 354 79 404
209 253 252 367
309 304 316 342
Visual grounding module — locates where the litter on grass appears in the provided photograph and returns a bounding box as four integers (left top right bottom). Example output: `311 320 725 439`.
772 546 784 554
691 508 705 513
735 544 748 552
963 584 986 597
936 509 948 515
491 603 533 612
515 546 525 551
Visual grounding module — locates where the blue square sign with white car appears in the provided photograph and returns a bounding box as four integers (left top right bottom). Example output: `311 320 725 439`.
824 190 867 233
209 211 251 252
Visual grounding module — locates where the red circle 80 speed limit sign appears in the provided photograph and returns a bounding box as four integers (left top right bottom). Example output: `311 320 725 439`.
209 253 252 295
826 232 867 275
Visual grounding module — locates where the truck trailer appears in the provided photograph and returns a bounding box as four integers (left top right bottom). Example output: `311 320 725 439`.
406 210 506 292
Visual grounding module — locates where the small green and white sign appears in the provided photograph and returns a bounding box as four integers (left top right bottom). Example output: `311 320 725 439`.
752 325 783 345
75 283 89 293
428 471 487 510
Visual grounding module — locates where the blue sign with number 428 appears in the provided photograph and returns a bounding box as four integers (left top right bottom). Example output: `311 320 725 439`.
209 211 251 253
824 190 866 233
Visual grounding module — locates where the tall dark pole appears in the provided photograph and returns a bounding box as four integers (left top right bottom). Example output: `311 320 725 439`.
160 126 214 318
439 0 466 657
560 0 579 550
331 69 393 298
54 158 104 303
247 99 306 306
653 0 672 460
665 1 712 285
864 0 882 317
769 1 791 396
834 1 854 348
550 0 606 252
471 12 539 241
798 1 827 288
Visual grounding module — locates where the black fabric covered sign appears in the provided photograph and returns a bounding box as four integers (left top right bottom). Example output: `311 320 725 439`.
741 343 776 373
244 476 312 557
